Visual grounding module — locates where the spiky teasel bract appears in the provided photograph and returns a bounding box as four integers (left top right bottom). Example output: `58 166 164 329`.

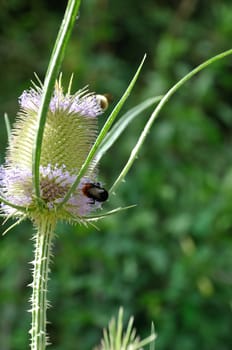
95 308 156 350
0 77 108 226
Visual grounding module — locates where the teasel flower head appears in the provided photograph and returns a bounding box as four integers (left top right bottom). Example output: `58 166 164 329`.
0 78 108 226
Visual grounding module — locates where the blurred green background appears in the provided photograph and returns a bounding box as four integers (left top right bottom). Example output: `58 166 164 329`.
1 0 232 349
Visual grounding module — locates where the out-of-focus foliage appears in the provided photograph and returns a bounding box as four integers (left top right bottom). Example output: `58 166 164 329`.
1 0 232 349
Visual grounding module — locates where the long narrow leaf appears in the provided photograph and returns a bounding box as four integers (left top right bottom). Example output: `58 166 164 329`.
32 0 81 200
59 54 147 207
110 48 232 193
94 96 162 164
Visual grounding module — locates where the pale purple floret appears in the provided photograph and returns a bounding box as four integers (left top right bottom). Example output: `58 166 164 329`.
19 89 41 112
19 88 103 117
0 166 32 214
0 164 100 217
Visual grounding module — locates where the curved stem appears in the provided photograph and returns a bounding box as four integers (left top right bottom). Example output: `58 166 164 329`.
30 218 56 350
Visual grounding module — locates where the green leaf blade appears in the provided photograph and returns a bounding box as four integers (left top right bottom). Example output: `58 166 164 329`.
32 0 81 201
110 48 232 193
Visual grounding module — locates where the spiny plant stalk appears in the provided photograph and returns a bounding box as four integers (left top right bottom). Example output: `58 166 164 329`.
29 218 56 349
1 0 232 347
0 43 146 350
0 76 113 347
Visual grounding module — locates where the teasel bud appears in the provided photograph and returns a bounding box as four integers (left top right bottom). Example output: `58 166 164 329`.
0 78 108 225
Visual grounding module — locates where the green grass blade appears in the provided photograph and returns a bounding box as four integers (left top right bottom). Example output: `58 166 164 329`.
32 0 81 200
59 54 146 207
110 48 232 193
95 96 162 164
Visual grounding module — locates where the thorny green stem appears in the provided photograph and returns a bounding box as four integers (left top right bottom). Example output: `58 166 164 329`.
29 218 56 350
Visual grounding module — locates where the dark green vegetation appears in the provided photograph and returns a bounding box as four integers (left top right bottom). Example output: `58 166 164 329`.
1 0 232 349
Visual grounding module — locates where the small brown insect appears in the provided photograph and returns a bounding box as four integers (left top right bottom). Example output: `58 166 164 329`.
82 182 108 203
